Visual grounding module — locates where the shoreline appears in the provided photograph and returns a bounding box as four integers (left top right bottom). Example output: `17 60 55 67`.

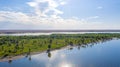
0 39 119 62
0 45 70 62
0 33 120 62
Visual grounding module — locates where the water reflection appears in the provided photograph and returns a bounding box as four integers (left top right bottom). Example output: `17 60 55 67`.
77 46 80 50
46 39 52 58
58 62 74 67
28 55 31 61
0 39 120 67
8 59 12 64
48 52 51 58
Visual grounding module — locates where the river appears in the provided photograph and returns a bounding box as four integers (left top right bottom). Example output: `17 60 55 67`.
0 39 120 67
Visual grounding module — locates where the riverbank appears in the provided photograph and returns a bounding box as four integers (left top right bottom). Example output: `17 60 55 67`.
0 45 74 62
0 33 120 59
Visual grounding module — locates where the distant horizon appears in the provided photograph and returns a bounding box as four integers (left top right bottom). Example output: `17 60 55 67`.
0 29 120 34
1 29 120 30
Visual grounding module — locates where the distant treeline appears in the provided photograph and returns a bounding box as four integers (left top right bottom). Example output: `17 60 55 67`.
0 33 120 58
0 30 120 34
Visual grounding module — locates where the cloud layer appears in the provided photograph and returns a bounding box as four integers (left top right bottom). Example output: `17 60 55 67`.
0 0 120 30
27 0 66 18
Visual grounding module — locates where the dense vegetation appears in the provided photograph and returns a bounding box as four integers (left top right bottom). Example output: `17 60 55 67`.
0 33 120 58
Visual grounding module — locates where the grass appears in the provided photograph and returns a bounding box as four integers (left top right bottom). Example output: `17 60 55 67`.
0 33 120 58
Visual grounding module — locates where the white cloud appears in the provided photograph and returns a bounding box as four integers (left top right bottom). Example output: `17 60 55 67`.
27 2 37 7
27 0 66 18
0 11 31 24
0 10 120 30
97 6 103 9
88 16 99 19
60 2 66 5
0 0 120 30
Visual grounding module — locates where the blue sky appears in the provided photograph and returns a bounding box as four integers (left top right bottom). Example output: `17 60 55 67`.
0 0 120 30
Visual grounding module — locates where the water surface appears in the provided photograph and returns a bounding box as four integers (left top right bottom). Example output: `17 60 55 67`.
0 39 120 67
0 32 120 36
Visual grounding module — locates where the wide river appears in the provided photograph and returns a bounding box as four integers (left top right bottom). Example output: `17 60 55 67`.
0 39 120 67
0 32 120 36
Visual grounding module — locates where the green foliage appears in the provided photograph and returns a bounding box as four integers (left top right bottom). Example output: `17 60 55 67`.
0 33 120 57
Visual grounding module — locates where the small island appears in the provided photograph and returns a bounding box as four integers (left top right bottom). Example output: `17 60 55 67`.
0 33 120 58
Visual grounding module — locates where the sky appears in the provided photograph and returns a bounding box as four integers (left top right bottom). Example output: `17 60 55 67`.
0 0 120 30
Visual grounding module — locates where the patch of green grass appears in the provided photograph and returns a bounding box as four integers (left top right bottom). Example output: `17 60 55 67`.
0 33 120 57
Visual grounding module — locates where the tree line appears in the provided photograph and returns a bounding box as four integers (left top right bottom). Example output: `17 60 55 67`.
0 33 120 58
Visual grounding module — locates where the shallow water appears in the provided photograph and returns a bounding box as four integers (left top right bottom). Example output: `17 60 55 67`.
0 39 120 67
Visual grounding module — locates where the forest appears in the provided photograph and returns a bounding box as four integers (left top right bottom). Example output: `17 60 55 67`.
0 33 120 58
